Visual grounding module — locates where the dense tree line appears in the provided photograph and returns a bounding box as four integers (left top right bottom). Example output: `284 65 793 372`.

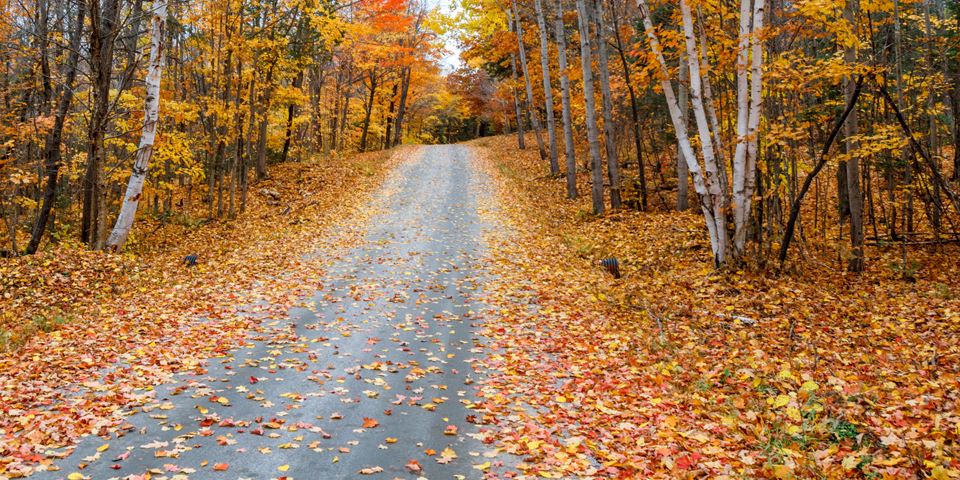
0 0 454 254
451 0 960 271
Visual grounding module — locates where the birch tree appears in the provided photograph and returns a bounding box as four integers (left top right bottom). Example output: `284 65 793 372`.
636 0 764 266
106 0 167 252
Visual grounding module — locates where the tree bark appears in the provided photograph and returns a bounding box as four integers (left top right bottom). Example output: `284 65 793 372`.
843 0 865 272
26 2 86 255
535 0 560 174
637 0 725 264
280 70 304 163
105 0 166 250
255 66 274 181
394 67 411 147
592 0 621 209
679 0 727 260
730 0 765 256
508 9 526 150
81 0 121 251
577 0 604 214
555 0 578 199
105 0 167 250
512 0 548 162
385 81 398 149
677 48 690 212
360 69 378 151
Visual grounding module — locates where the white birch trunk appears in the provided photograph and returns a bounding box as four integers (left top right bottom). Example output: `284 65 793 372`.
679 0 727 262
636 0 721 261
697 5 729 199
737 0 765 253
106 0 167 252
730 0 753 253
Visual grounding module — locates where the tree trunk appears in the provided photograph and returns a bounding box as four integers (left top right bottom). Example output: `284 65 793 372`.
280 70 303 163
923 0 942 233
26 3 86 255
511 0 548 161
576 0 604 214
637 0 726 265
508 9 526 151
592 0 621 209
81 0 121 251
339 80 351 151
555 0 578 199
611 0 645 209
105 0 167 251
385 81 398 149
394 67 411 147
893 0 912 232
360 69 378 152
255 66 274 181
842 0 864 272
677 49 690 212
679 0 728 261
535 0 560 174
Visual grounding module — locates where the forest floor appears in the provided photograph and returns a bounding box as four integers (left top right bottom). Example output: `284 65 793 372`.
0 147 404 477
0 136 957 480
467 133 960 479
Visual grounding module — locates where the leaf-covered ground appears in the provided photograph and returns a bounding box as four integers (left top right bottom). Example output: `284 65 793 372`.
467 134 959 479
2 139 958 480
0 148 404 477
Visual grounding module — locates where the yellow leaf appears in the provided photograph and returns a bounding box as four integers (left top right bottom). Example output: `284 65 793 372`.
801 381 819 392
785 407 802 421
773 394 790 408
278 464 290 471
97 444 109 452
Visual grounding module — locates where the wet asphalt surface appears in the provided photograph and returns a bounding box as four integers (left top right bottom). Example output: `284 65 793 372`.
35 146 506 480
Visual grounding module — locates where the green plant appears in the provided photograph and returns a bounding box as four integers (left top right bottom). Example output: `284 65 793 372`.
497 163 519 179
828 418 859 443
888 259 920 279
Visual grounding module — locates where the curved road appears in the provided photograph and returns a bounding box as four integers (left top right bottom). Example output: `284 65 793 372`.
36 146 504 479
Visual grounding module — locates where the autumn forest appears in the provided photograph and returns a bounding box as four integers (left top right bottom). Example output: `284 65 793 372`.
0 0 958 476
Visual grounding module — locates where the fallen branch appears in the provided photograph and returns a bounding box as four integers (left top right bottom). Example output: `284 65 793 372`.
697 309 757 325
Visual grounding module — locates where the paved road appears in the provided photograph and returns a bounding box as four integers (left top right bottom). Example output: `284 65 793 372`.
36 145 504 479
